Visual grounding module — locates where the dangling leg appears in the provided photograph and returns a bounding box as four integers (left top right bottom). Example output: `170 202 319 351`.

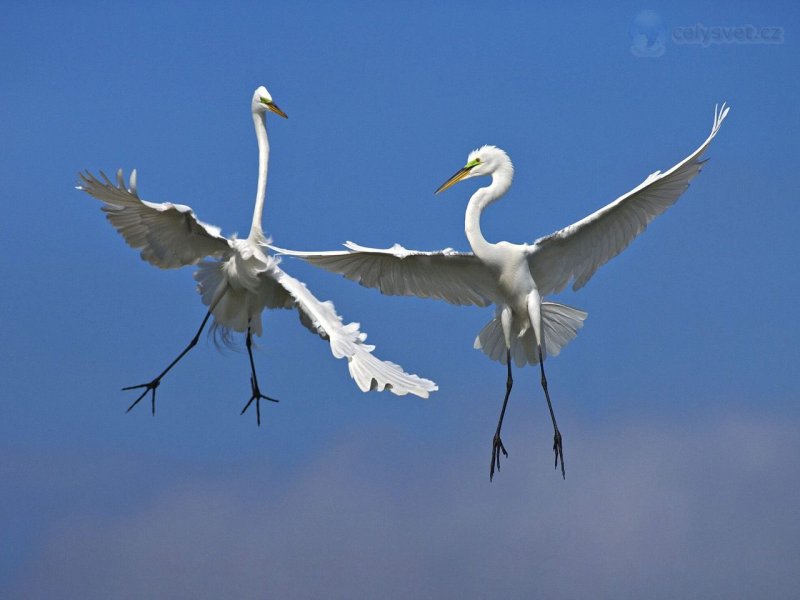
490 349 513 481
239 325 278 426
538 345 565 479
123 310 213 415
527 292 565 478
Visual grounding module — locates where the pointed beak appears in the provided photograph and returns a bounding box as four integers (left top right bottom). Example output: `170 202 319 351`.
266 101 288 119
435 163 476 194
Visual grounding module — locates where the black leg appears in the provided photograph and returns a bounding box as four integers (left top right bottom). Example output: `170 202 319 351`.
122 310 213 415
538 345 565 479
490 349 513 481
239 326 279 426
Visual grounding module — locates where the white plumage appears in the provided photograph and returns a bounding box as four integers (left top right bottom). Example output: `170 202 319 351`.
526 104 730 296
273 104 730 477
78 86 436 422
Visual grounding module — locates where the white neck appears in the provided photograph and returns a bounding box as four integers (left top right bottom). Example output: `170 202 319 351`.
248 111 269 241
464 167 513 256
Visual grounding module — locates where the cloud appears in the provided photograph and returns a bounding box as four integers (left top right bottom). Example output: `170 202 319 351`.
6 412 800 599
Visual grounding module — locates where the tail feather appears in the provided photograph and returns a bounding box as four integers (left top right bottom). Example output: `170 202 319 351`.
540 301 588 358
474 314 506 363
474 301 588 367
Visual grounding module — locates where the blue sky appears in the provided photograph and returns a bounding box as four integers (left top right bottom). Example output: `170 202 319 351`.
2 1 798 597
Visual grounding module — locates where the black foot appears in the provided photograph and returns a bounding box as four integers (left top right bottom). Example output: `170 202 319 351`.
553 429 565 479
490 434 509 481
240 376 279 426
122 379 161 415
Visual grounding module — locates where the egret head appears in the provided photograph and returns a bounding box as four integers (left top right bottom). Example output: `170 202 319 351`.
252 85 288 119
435 145 513 194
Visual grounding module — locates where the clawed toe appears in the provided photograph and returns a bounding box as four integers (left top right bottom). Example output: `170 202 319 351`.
240 376 279 426
122 379 160 415
490 434 509 481
553 429 565 479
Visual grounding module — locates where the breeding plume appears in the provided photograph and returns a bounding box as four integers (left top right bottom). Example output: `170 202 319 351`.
78 86 436 423
273 104 730 478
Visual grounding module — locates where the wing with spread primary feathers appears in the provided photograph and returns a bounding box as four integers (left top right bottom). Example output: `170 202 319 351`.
78 169 232 269
526 104 730 296
272 265 437 398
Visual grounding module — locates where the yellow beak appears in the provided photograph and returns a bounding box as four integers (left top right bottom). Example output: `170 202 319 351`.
435 163 477 194
266 101 288 119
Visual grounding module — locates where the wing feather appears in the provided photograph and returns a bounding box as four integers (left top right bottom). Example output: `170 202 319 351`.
270 241 498 307
527 104 730 295
272 266 437 398
78 169 232 269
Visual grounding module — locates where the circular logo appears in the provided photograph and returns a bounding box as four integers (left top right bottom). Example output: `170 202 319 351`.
629 10 667 57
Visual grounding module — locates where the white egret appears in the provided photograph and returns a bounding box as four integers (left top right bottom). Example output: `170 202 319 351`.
272 104 730 478
78 86 436 424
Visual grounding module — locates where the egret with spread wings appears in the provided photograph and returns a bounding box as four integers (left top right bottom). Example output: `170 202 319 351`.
78 86 436 424
273 104 729 478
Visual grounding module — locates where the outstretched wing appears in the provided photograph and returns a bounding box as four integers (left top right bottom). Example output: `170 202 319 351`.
527 103 730 295
78 169 232 269
271 265 438 398
270 241 499 307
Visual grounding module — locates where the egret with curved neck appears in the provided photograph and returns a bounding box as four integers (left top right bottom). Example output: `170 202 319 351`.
272 104 729 479
78 85 437 422
437 146 565 477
